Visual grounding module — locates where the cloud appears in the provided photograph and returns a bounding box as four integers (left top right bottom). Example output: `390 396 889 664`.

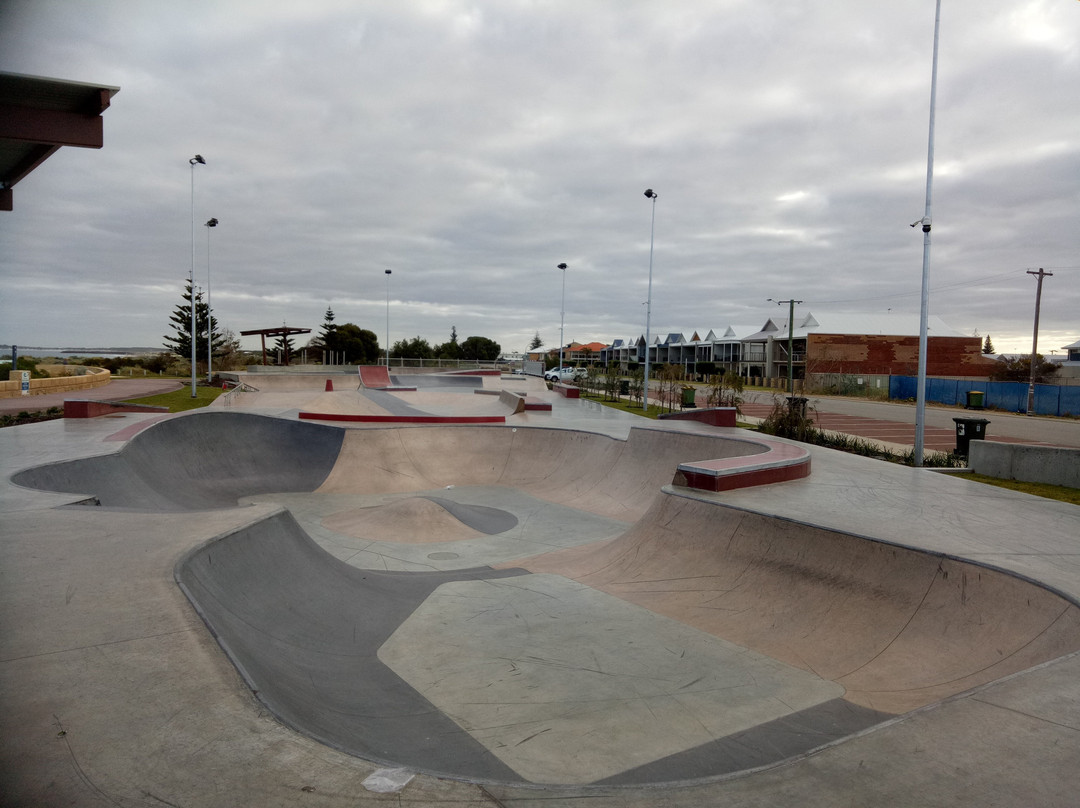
0 0 1077 356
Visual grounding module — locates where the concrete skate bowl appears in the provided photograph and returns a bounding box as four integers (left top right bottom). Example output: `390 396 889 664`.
13 410 1080 786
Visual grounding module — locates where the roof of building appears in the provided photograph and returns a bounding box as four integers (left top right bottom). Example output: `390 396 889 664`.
1 71 120 211
741 311 967 342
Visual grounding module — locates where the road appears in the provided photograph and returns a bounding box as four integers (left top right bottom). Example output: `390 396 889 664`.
737 389 1080 452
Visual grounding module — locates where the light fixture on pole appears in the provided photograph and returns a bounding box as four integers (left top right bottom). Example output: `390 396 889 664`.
642 189 658 410
189 154 205 398
557 263 567 372
204 218 218 383
385 269 392 368
912 0 942 466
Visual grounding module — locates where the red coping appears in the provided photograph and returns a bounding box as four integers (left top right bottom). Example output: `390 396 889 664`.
299 412 505 424
553 384 580 399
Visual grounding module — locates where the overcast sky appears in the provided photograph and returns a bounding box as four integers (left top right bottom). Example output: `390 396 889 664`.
1 0 1077 357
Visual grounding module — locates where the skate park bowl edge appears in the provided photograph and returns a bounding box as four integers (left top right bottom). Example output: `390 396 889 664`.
13 410 1080 786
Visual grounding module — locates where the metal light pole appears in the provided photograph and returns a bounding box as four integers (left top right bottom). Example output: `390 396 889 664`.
557 263 567 371
189 154 205 397
643 189 657 410
913 0 942 466
385 269 392 368
204 217 218 382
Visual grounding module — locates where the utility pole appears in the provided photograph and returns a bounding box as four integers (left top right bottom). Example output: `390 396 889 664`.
1026 268 1052 415
768 298 803 394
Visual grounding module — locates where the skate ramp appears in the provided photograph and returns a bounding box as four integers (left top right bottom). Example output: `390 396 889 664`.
14 411 1080 785
510 492 1080 715
11 411 343 510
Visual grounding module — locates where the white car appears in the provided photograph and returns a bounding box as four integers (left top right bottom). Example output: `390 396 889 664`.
544 367 586 384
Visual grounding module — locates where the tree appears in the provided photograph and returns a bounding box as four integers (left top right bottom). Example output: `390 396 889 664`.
337 324 381 364
435 326 462 360
313 307 340 362
983 335 995 355
460 335 500 361
529 331 544 351
274 332 296 363
988 354 1059 383
163 281 225 364
391 336 434 360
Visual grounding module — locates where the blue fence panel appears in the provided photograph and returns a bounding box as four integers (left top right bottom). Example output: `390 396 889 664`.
890 376 917 400
927 378 958 406
984 381 1025 412
887 377 1079 414
1033 385 1060 416
1060 386 1080 418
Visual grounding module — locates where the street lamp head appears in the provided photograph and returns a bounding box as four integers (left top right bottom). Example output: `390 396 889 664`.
190 154 206 165
205 218 218 227
557 263 567 270
385 269 391 275
644 188 656 199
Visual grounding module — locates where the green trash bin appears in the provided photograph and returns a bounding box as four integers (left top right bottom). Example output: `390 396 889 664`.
619 379 630 397
966 390 985 409
681 386 697 408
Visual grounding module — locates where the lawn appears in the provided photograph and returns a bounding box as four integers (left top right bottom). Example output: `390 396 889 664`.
123 385 224 412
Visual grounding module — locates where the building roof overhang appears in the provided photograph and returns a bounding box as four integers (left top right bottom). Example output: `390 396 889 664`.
0 71 120 211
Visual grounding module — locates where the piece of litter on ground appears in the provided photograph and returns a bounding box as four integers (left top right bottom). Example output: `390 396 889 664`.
362 768 415 793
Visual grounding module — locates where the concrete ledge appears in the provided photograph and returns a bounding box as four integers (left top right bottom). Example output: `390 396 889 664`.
553 383 579 399
674 437 811 492
969 440 1080 489
659 407 737 428
64 400 169 418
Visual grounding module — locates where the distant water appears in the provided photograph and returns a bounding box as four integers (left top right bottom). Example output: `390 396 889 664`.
2 347 155 359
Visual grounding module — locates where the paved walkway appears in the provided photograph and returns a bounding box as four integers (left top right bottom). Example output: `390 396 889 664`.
0 377 182 413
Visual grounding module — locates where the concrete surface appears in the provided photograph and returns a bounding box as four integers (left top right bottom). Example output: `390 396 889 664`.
969 440 1080 489
2 375 1079 806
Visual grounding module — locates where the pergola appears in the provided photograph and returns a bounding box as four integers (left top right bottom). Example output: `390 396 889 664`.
240 327 312 366
0 71 120 211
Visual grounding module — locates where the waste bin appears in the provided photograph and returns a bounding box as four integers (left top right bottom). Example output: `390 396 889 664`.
681 386 697 408
786 396 809 418
952 417 990 456
965 390 985 410
619 379 630 397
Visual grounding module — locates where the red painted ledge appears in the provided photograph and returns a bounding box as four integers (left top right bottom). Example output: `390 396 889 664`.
299 412 505 424
673 437 811 492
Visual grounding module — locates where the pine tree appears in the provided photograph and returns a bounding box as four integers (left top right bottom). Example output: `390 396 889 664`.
983 334 995 355
163 282 223 363
529 331 544 350
316 306 340 362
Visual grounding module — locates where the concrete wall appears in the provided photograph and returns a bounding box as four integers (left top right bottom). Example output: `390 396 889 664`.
1 367 111 399
969 440 1080 489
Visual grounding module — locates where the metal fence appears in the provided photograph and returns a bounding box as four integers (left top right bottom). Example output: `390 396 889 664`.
889 376 1080 417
